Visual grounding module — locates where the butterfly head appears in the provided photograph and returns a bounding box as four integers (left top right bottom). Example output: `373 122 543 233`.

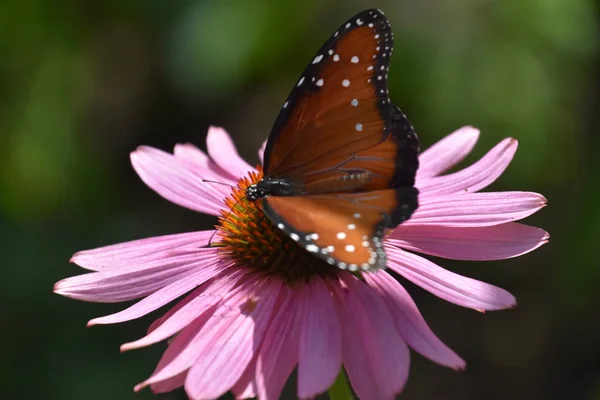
245 184 265 202
246 178 295 202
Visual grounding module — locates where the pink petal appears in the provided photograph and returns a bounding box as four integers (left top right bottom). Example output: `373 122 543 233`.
88 260 226 326
138 276 260 388
364 272 465 369
137 309 211 393
297 278 341 399
255 285 298 400
173 143 209 166
131 146 226 216
150 372 186 394
173 143 240 187
206 126 253 179
184 279 281 400
231 356 258 399
386 246 516 310
120 270 243 350
54 250 219 303
146 283 207 335
258 139 267 165
417 138 517 196
331 275 410 399
417 126 480 179
388 223 549 261
70 231 214 271
407 192 547 227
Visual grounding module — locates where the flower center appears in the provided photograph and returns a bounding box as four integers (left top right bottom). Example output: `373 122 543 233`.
213 167 340 283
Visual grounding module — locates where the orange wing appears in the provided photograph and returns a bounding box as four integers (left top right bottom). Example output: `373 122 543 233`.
262 187 418 270
262 9 418 192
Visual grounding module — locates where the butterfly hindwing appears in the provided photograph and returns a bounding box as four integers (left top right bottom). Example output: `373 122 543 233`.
261 187 418 270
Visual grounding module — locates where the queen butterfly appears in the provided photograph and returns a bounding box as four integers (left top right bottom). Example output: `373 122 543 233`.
246 9 420 271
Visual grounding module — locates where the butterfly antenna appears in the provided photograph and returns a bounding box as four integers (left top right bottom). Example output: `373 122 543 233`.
202 179 235 188
208 197 242 246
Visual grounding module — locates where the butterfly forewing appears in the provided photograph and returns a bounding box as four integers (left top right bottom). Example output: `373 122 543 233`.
263 9 399 187
262 187 417 270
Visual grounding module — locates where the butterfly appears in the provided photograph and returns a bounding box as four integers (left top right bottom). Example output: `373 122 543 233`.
246 9 420 272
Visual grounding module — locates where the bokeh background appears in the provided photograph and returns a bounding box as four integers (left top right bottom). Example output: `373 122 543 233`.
2 0 599 399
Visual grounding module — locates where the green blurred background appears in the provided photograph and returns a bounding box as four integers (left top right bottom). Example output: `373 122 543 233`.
2 0 599 399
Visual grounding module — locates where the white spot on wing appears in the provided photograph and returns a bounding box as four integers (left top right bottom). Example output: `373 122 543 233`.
290 233 300 241
297 77 305 87
347 224 356 230
351 99 358 106
356 18 363 26
337 232 347 240
342 79 350 87
351 56 359 63
345 244 356 253
333 54 340 62
312 54 323 64
305 244 319 253
355 123 363 131
316 78 324 87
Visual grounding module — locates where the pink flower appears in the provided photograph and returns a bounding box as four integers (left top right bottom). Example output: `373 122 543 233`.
54 126 548 400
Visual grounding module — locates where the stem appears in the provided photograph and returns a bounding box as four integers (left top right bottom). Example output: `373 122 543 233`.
328 368 353 400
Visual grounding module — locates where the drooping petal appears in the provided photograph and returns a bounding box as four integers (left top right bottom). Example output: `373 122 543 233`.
364 271 465 369
332 275 410 400
231 356 258 399
297 278 341 399
138 276 263 388
258 139 267 165
417 138 517 196
120 270 243 350
417 126 479 179
184 278 281 400
388 223 549 261
54 250 220 303
407 192 547 227
137 309 211 393
386 246 516 310
88 260 227 326
131 146 226 216
70 231 214 271
150 372 187 394
255 285 298 400
206 126 253 179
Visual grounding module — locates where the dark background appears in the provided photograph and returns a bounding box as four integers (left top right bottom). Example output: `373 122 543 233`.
2 0 599 399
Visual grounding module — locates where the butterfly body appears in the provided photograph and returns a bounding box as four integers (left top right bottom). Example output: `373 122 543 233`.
249 9 420 271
